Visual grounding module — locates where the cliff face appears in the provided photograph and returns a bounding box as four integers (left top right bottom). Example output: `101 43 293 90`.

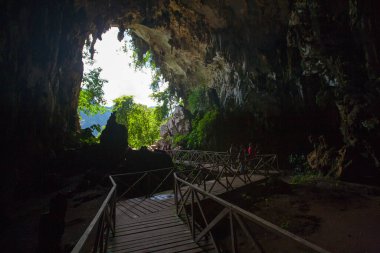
1 0 379 182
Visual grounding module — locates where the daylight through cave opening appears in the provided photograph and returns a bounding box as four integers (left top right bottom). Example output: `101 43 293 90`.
79 27 171 148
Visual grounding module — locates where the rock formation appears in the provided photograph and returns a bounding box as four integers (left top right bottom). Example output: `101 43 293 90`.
1 0 379 185
99 112 128 163
160 106 191 137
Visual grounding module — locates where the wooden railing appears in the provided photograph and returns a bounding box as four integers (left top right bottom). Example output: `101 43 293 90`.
174 172 331 253
166 150 231 165
71 176 117 253
247 154 280 176
168 150 280 187
71 167 176 253
112 167 176 200
167 150 279 172
71 151 281 252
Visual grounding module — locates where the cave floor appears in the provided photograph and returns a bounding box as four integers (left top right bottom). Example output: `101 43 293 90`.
226 179 380 253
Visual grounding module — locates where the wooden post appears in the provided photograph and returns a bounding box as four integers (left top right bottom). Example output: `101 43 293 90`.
191 190 195 240
230 209 237 253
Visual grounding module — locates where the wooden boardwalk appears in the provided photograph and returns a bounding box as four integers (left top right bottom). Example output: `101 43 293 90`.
108 174 267 252
74 152 327 253
109 204 214 252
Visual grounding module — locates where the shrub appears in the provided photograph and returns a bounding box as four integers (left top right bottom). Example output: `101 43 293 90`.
289 153 321 184
186 109 219 149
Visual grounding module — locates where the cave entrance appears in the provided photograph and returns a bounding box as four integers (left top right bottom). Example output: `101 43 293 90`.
79 27 168 148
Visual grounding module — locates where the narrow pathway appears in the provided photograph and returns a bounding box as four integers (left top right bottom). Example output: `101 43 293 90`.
108 174 266 252
109 203 214 253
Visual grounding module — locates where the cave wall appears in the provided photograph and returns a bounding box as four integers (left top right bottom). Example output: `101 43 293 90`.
116 0 380 177
0 1 87 194
1 0 379 185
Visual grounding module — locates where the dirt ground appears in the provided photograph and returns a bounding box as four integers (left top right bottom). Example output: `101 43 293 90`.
225 178 380 253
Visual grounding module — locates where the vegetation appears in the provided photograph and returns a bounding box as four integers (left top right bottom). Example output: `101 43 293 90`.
79 108 111 136
78 67 108 116
113 96 161 148
121 31 223 150
122 30 180 121
173 109 220 149
76 42 109 145
187 86 209 114
79 43 108 117
288 154 321 184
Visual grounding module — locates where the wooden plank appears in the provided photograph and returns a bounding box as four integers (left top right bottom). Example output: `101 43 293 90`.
110 225 193 246
135 239 213 253
150 196 174 207
128 198 162 213
121 197 174 216
110 229 190 246
116 219 184 234
142 197 172 210
115 221 187 237
116 205 140 219
116 217 182 232
116 209 176 226
123 199 154 215
115 205 135 219
113 221 189 238
110 232 192 250
116 215 180 230
112 235 199 252
180 245 216 253
117 202 145 218
117 201 145 215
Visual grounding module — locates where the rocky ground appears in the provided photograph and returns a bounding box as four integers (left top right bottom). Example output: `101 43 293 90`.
223 178 380 253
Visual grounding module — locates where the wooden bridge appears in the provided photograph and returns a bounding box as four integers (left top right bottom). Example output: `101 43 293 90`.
71 150 331 253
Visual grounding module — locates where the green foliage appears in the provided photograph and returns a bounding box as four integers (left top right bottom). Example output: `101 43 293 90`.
150 87 179 121
188 86 208 114
113 95 134 126
289 154 321 184
113 96 161 148
121 31 156 71
121 30 180 121
89 124 102 134
177 109 219 149
78 127 99 145
289 154 310 173
173 134 188 146
78 67 108 116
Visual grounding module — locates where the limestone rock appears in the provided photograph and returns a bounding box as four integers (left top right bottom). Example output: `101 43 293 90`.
100 113 128 163
160 106 191 138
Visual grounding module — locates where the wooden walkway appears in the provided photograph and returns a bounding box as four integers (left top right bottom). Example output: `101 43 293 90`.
108 174 267 252
109 204 214 252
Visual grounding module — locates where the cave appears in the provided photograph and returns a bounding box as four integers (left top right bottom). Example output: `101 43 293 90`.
1 0 380 252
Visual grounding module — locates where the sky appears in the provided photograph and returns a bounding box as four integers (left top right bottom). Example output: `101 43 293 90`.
84 27 161 107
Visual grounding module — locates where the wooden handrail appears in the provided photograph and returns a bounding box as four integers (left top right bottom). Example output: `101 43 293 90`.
71 176 117 253
166 150 280 175
174 172 331 253
71 167 177 253
113 167 176 200
111 166 176 177
71 150 280 252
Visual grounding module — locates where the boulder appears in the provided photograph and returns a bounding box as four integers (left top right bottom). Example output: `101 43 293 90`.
99 113 128 163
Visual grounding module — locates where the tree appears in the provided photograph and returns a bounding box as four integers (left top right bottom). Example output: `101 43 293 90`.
120 30 183 122
113 96 161 148
150 87 176 121
78 67 108 116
